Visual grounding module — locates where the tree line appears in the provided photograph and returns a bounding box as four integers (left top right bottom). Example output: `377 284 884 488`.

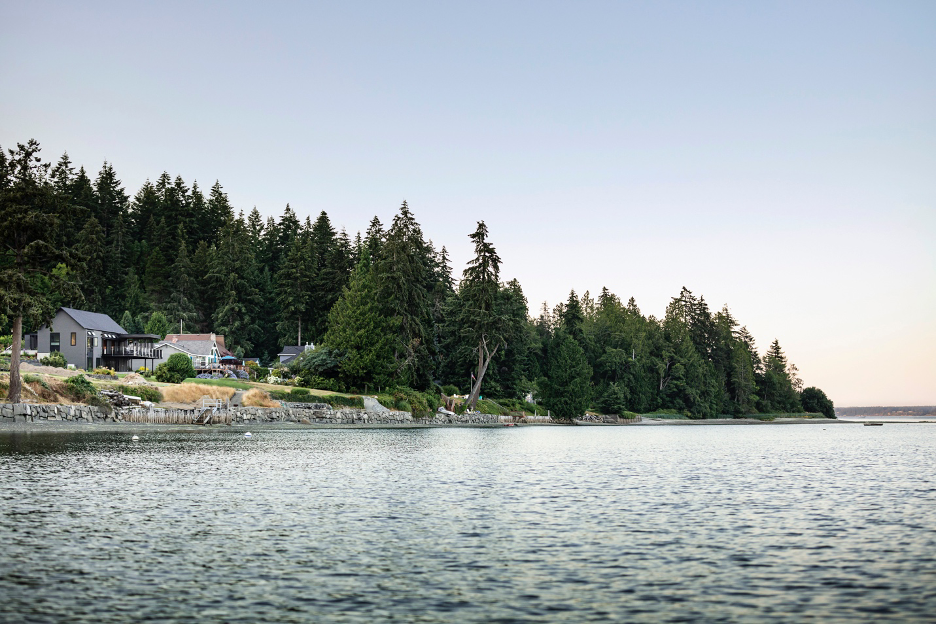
0 139 834 417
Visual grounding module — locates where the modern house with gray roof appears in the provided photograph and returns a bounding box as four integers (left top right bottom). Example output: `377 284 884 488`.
36 307 163 372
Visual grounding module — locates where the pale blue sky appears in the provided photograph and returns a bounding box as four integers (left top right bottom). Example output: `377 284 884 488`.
2 1 934 405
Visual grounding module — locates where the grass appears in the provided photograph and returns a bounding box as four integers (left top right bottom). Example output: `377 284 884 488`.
162 383 236 403
269 389 364 409
642 411 691 420
242 388 281 408
182 378 253 390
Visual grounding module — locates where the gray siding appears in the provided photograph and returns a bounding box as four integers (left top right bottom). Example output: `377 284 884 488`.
36 310 104 370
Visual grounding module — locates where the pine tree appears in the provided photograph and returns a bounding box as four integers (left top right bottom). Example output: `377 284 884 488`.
123 267 148 317
457 221 505 409
93 161 127 240
323 250 395 389
0 140 80 402
144 310 171 339
543 331 592 420
375 201 435 389
76 216 106 311
275 237 312 346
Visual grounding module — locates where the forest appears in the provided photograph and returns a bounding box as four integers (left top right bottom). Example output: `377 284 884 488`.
1 139 834 418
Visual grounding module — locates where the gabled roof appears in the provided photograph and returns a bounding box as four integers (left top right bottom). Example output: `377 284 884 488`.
60 307 126 334
157 340 218 357
277 345 305 356
164 333 233 357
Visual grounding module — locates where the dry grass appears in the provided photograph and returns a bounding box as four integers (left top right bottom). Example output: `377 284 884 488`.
161 383 235 404
242 388 280 408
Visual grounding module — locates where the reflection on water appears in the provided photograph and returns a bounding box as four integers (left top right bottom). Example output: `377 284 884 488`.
1 425 935 622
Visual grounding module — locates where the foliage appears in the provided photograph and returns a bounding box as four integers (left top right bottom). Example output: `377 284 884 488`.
154 353 196 383
441 384 460 396
541 332 592 420
93 367 116 376
0 139 831 415
144 310 171 339
65 374 97 399
40 352 67 368
800 387 835 418
180 377 252 390
115 384 162 403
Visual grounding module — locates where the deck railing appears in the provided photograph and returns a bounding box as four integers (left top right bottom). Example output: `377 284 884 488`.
103 347 163 358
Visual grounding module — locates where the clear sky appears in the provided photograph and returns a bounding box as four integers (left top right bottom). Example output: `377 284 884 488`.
2 1 934 406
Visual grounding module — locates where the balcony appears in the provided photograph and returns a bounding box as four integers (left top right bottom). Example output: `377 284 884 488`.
103 347 163 358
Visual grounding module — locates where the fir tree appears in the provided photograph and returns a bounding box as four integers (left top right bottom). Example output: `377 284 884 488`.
76 216 106 311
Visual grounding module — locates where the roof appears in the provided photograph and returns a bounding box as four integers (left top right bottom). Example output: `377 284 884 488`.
164 333 233 357
277 345 305 356
60 307 126 334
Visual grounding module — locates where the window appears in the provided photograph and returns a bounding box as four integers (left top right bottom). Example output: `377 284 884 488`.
70 332 76 346
50 333 60 352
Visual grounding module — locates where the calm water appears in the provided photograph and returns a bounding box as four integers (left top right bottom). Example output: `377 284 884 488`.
1 425 935 623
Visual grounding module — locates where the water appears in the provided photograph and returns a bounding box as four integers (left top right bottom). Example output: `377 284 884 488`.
1 425 935 622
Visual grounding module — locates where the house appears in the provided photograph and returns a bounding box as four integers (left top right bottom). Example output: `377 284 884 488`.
277 343 313 365
153 333 239 372
35 307 163 372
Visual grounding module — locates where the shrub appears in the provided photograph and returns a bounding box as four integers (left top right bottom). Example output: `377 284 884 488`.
65 374 97 399
40 352 67 368
116 384 162 403
23 373 43 385
441 384 460 396
290 387 310 396
93 367 116 376
298 374 342 392
154 353 196 384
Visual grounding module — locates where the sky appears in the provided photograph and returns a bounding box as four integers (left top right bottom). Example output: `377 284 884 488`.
1 1 934 406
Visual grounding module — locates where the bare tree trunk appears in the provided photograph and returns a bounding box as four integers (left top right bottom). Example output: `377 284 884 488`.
298 317 302 347
467 338 499 411
9 315 22 403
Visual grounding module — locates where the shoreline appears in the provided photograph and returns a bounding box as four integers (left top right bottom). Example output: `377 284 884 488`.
3 417 929 433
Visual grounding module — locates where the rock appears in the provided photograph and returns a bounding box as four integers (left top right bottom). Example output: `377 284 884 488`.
300 417 311 424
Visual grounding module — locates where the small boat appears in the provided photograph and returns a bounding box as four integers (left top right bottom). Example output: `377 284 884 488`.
864 423 884 426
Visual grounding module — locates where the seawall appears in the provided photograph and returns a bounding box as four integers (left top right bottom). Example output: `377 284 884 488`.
0 402 505 427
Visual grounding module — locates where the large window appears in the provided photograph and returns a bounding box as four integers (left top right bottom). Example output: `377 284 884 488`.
70 332 76 346
50 333 60 352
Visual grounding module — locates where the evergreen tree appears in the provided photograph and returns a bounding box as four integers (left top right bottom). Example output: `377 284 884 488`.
119 310 137 333
123 267 148 318
275 237 312 346
543 331 592 420
323 250 395 390
375 201 435 388
76 216 106 311
0 140 80 402
800 387 835 418
93 161 127 240
144 310 171 339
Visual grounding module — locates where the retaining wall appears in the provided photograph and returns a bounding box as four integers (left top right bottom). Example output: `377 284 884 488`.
2 403 506 426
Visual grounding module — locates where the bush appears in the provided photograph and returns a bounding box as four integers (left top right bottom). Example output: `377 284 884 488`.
298 374 342 392
40 352 67 368
290 387 310 396
65 374 97 399
441 384 460 396
116 384 162 403
93 367 116 376
154 353 196 384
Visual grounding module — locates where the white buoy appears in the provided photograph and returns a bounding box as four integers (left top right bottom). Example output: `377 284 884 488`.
244 432 252 439
131 435 139 441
